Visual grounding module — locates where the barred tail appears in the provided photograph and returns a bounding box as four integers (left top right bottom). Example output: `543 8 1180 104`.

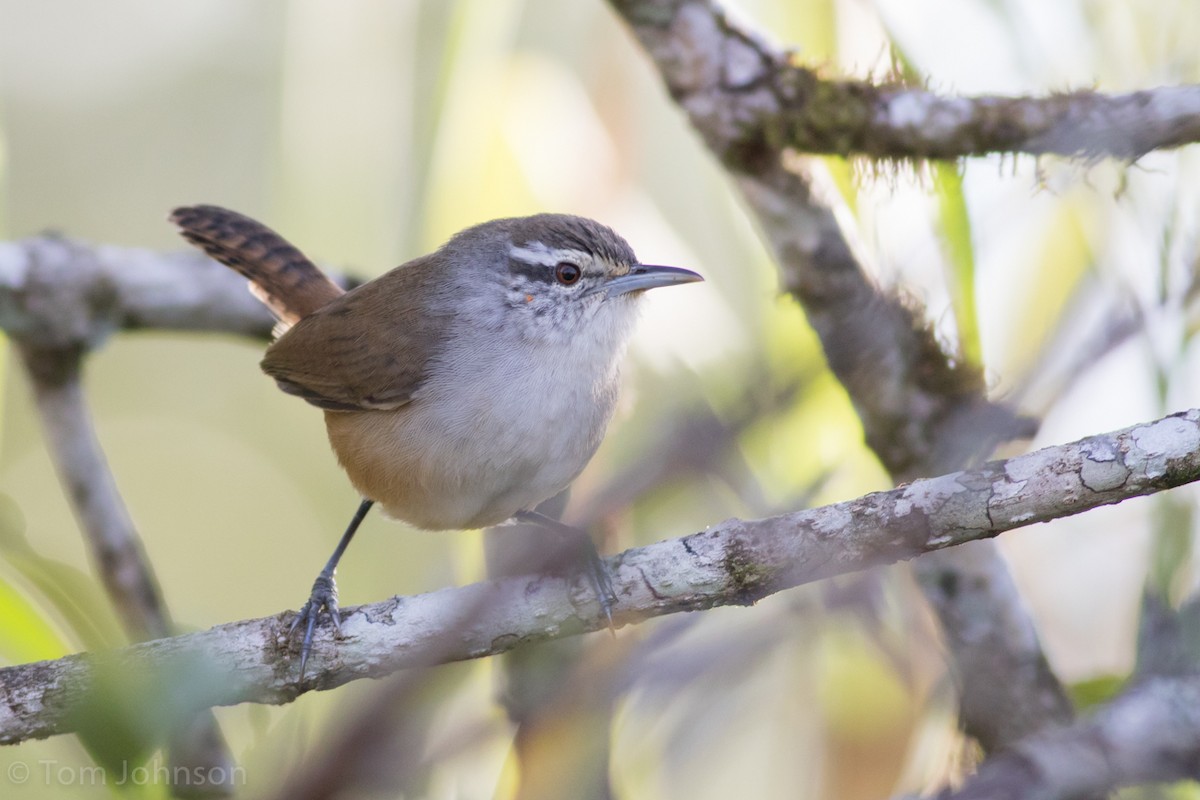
170 205 344 331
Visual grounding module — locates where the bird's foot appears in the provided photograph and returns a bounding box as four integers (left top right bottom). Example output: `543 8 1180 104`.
513 510 617 628
581 542 617 630
286 571 340 678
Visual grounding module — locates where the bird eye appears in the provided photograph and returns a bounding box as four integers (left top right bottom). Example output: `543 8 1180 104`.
554 262 582 285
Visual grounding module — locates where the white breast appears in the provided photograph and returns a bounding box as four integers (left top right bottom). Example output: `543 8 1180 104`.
328 299 636 530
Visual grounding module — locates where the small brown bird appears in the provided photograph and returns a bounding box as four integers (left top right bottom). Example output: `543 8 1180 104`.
171 205 702 673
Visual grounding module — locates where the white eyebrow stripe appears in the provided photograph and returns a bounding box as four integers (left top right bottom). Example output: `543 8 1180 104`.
509 244 590 267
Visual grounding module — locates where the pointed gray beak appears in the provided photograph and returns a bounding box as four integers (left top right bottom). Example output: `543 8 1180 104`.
603 264 703 298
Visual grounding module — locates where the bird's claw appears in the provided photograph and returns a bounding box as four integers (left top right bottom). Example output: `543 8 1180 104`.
514 509 619 629
581 541 617 631
286 572 340 678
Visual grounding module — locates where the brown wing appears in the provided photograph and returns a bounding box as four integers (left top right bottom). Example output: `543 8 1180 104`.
260 255 445 411
169 205 343 330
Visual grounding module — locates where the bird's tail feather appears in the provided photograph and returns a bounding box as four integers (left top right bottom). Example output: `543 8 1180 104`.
170 205 344 332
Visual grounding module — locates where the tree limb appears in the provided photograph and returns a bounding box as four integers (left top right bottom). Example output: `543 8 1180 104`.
927 676 1200 800
2 408 1197 746
608 0 1071 753
0 234 273 344
4 236 254 794
14 343 171 640
609 0 1200 162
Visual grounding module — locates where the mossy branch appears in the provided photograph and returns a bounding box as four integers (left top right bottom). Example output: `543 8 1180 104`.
611 0 1200 163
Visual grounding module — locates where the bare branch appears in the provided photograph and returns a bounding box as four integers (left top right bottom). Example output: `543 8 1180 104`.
2 408 1197 746
0 234 275 345
928 676 1200 800
916 543 1076 747
15 344 171 639
609 0 1200 162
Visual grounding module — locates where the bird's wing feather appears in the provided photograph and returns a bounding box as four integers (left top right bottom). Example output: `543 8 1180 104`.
261 256 447 411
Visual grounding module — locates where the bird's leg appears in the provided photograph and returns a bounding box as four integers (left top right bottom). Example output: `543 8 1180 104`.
288 498 374 677
512 510 616 626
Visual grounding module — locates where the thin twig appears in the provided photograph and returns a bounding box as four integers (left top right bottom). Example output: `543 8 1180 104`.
16 344 170 638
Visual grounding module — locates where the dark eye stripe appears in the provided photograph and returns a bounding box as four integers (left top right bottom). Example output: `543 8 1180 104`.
507 257 556 282
508 257 594 285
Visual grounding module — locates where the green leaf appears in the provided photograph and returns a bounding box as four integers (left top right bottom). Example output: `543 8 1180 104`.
68 652 231 780
0 493 125 652
875 33 981 366
1148 494 1194 605
934 163 982 364
1068 674 1126 710
0 575 68 663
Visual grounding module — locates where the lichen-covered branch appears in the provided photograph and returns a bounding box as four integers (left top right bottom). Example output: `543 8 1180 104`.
610 0 1200 162
2 408 1197 745
608 0 1073 753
